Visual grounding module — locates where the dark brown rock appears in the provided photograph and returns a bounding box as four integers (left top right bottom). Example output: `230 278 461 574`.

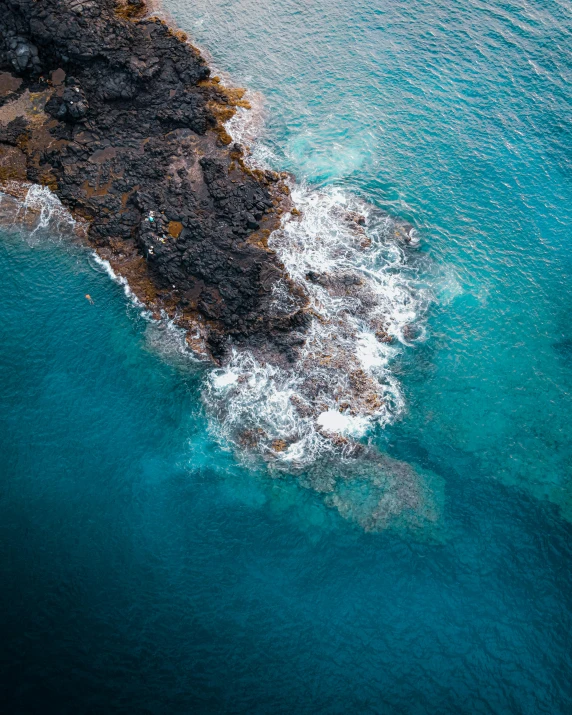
0 0 307 362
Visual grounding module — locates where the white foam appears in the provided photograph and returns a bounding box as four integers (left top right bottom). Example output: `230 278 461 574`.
89 253 205 365
317 409 370 437
17 184 78 237
356 331 394 370
89 253 145 308
197 110 435 467
211 370 239 389
203 196 422 465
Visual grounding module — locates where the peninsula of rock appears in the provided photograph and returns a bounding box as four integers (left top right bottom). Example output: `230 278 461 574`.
0 0 308 363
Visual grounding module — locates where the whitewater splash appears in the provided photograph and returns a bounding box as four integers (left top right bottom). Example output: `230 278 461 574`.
89 252 146 309
89 251 208 371
205 108 432 468
202 134 440 530
0 183 81 239
0 131 440 532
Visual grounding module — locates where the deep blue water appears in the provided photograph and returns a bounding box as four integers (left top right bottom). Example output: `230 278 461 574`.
1 0 572 712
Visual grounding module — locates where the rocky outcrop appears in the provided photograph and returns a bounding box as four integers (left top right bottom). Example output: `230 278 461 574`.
0 0 307 362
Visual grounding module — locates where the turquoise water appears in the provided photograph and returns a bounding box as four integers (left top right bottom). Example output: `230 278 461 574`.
1 0 572 711
170 0 572 512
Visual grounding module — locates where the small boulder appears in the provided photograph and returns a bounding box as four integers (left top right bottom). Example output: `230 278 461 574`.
245 214 259 230
45 83 89 123
6 36 42 75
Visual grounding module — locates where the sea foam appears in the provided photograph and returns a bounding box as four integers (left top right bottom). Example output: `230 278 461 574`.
0 60 439 532
203 106 433 468
1 183 80 240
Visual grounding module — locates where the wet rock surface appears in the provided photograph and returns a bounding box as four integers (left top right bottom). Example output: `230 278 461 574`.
0 0 307 362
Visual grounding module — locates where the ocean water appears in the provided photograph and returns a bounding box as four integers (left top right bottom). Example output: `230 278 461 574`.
1 0 572 712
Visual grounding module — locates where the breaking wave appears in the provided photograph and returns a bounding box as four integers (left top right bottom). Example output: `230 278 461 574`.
89 252 146 308
204 107 434 470
201 146 440 530
90 252 204 368
0 183 80 239
0 118 440 532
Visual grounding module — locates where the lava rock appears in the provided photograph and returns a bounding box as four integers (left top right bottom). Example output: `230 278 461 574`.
45 84 89 122
6 36 42 75
0 0 307 363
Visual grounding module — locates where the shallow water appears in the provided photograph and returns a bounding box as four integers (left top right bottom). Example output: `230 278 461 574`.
1 0 572 711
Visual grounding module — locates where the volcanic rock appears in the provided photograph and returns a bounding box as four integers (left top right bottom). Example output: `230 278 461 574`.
0 0 307 362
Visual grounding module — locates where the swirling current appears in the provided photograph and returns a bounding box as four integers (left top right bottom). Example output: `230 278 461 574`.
1 0 572 712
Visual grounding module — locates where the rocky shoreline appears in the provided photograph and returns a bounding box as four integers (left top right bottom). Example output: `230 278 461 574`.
0 0 308 364
0 0 429 477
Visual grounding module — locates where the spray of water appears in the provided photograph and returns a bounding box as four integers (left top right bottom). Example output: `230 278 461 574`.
199 100 444 531
16 184 79 237
205 173 432 467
